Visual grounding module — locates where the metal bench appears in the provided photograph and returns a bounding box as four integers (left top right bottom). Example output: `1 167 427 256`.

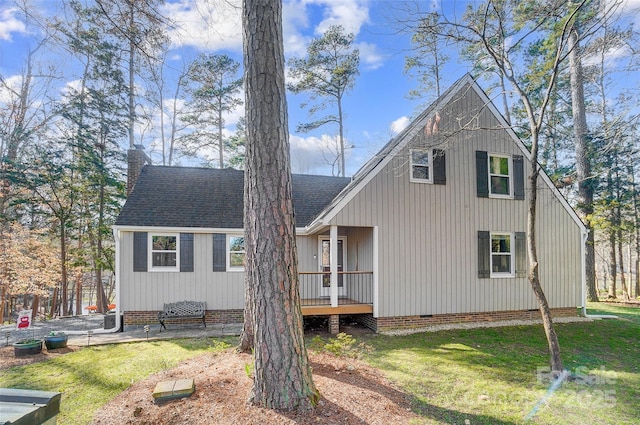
157 301 206 332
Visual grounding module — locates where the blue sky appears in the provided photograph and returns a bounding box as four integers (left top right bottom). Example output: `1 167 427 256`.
155 0 448 175
1 0 639 176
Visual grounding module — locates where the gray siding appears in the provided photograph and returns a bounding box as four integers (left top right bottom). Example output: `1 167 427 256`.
329 83 582 318
120 232 321 311
119 232 245 311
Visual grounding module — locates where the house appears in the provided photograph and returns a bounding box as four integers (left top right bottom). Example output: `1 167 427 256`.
113 74 586 334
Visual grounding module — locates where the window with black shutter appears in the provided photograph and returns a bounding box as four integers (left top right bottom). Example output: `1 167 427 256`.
476 151 525 200
133 232 148 272
180 233 194 272
213 233 226 272
478 230 526 279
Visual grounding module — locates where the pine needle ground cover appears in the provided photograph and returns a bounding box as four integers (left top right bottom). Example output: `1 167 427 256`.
0 338 233 424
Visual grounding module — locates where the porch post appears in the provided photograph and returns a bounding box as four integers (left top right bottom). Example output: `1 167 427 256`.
330 224 338 307
373 226 379 318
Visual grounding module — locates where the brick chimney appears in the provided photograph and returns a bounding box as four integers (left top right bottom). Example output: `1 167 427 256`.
127 144 150 195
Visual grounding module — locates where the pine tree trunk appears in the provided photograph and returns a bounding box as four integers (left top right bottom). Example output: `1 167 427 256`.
242 0 319 410
618 229 629 300
127 0 136 150
238 281 254 353
568 27 598 302
50 287 58 318
75 271 83 317
60 224 69 316
0 286 5 323
608 227 617 299
31 296 39 320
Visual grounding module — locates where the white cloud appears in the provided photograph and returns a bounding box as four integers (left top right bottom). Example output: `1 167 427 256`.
283 0 311 56
283 0 374 58
290 133 343 175
0 7 27 41
357 41 385 70
312 0 370 35
390 116 410 135
0 74 22 103
162 0 242 51
59 79 83 99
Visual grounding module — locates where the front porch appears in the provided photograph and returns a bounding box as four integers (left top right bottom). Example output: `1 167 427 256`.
299 271 374 316
297 224 377 333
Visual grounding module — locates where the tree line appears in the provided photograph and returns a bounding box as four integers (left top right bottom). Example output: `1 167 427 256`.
403 0 640 304
1 0 639 411
0 0 360 320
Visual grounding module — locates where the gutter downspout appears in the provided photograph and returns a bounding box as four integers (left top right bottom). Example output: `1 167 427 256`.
60 229 123 335
580 229 618 320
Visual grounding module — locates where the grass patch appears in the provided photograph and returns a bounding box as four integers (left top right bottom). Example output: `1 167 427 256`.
0 337 235 425
357 302 640 424
2 304 638 424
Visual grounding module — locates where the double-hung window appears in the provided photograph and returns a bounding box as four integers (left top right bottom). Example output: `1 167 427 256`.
133 232 193 273
228 235 245 271
149 234 179 271
490 232 513 277
410 149 432 183
476 151 524 200
489 154 511 197
478 230 525 279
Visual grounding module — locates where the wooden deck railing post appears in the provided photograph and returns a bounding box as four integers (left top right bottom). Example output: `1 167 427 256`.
330 225 338 307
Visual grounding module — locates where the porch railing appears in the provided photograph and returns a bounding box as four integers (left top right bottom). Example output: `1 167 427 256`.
298 271 373 306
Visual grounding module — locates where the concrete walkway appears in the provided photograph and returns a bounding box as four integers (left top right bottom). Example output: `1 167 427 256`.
1 314 242 347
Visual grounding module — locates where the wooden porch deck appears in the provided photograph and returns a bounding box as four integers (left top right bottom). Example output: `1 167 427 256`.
300 298 373 316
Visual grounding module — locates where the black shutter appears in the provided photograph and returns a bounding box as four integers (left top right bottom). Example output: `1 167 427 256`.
515 231 527 278
133 232 148 272
180 233 194 272
433 149 446 185
476 150 489 198
213 233 226 272
513 155 525 200
478 231 490 278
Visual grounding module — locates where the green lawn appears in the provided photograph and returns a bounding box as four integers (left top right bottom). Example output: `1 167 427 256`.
1 303 638 425
360 302 640 425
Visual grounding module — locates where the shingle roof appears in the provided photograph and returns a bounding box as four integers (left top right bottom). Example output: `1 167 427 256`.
115 166 351 228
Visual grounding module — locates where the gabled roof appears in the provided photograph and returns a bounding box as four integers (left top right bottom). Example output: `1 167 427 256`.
306 73 587 234
114 166 351 229
306 74 478 229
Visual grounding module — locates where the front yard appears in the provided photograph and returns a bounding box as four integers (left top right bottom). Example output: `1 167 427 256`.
364 302 639 424
0 302 638 424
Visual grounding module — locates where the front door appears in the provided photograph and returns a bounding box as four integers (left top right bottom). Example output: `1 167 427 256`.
319 238 346 297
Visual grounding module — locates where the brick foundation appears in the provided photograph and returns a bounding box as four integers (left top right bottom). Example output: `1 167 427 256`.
328 315 340 334
363 307 579 333
124 307 579 333
124 309 244 326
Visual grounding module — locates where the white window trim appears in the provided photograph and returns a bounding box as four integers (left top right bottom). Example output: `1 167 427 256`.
409 149 433 184
148 233 180 272
490 231 515 278
488 153 513 199
227 234 245 272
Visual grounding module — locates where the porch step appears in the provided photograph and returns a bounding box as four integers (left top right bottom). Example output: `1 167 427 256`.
152 378 195 403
